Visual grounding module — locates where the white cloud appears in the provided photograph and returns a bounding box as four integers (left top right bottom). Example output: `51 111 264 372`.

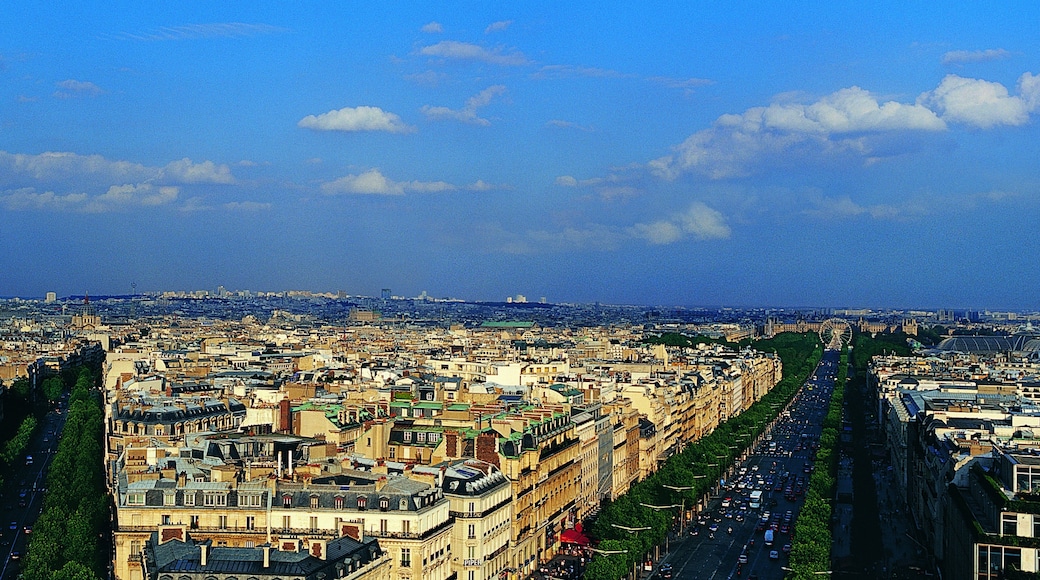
422 85 506 126
555 175 579 187
467 180 508 191
0 188 88 211
484 20 513 34
646 76 714 94
630 203 731 244
421 21 443 34
92 183 179 209
224 201 271 211
419 41 529 66
546 119 593 132
54 79 103 98
321 168 457 196
919 73 1036 128
0 150 235 212
803 196 906 220
162 158 235 184
298 105 415 133
651 86 945 180
942 48 1012 65
532 64 627 79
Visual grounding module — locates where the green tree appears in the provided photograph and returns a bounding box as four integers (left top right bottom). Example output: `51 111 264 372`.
52 561 100 580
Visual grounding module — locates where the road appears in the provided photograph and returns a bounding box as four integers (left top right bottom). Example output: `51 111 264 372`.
0 394 69 580
662 349 841 580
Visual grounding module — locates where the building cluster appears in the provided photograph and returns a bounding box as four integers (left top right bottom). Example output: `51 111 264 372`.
871 334 1040 579
88 314 784 580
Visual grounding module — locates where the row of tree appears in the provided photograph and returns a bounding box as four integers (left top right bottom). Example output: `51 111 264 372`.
1 413 38 466
785 348 847 578
22 366 110 580
583 332 823 580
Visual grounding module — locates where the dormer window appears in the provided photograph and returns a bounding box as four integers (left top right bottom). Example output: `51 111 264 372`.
403 432 412 443
416 432 426 443
379 497 389 511
334 496 344 510
283 494 293 508
357 496 367 510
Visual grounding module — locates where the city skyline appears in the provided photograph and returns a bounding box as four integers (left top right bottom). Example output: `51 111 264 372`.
2 3 1039 309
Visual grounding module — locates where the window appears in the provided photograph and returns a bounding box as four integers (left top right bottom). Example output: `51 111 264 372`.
334 496 344 510
400 548 411 567
403 432 412 443
468 546 475 558
162 514 172 525
127 493 145 505
380 519 388 534
400 499 409 510
282 516 291 530
357 496 367 510
310 517 318 531
402 520 410 534
429 432 440 443
163 492 175 506
219 515 228 530
468 524 476 539
389 447 396 458
468 502 475 514
130 540 142 556
283 495 293 508
310 495 320 509
246 516 255 531
242 494 261 507
184 493 196 507
190 515 199 529
379 497 389 511
1003 513 1017 536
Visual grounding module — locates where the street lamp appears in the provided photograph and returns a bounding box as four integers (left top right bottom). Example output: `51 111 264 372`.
612 523 651 533
662 485 695 535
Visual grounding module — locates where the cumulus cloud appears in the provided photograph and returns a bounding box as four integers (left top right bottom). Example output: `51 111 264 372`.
942 48 1012 65
0 150 235 212
53 79 104 99
422 85 506 126
0 188 88 211
298 105 415 133
161 158 235 184
419 40 529 66
321 168 456 196
918 73 1039 128
484 20 513 34
92 183 179 208
630 203 731 244
650 86 946 180
420 21 443 33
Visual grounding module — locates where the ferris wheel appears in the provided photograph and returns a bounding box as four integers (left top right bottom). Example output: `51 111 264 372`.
819 318 853 349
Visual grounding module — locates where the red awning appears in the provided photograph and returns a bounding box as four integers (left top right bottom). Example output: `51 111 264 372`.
560 528 590 545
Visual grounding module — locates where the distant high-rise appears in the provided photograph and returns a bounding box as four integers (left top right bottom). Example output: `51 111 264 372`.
381 288 391 300
45 291 56 303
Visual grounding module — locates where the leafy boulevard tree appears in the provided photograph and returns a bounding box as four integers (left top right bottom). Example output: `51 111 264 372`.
23 366 110 580
585 332 823 580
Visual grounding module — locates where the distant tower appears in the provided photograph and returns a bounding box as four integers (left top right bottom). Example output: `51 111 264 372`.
381 288 391 300
44 292 56 303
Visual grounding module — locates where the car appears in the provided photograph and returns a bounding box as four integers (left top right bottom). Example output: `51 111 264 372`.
8 522 16 530
780 524 790 534
738 554 748 564
783 543 792 554
709 523 719 532
769 550 779 560
25 455 33 465
23 526 31 535
9 551 20 561
660 564 673 579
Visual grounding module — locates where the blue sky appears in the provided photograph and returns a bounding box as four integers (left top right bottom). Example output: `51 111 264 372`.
2 2 1039 309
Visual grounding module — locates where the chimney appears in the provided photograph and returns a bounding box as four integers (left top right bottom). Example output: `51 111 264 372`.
263 545 271 568
288 450 293 477
200 543 208 567
277 452 283 479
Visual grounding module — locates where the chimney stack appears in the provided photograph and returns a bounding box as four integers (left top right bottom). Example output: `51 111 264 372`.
200 544 208 567
263 545 271 568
